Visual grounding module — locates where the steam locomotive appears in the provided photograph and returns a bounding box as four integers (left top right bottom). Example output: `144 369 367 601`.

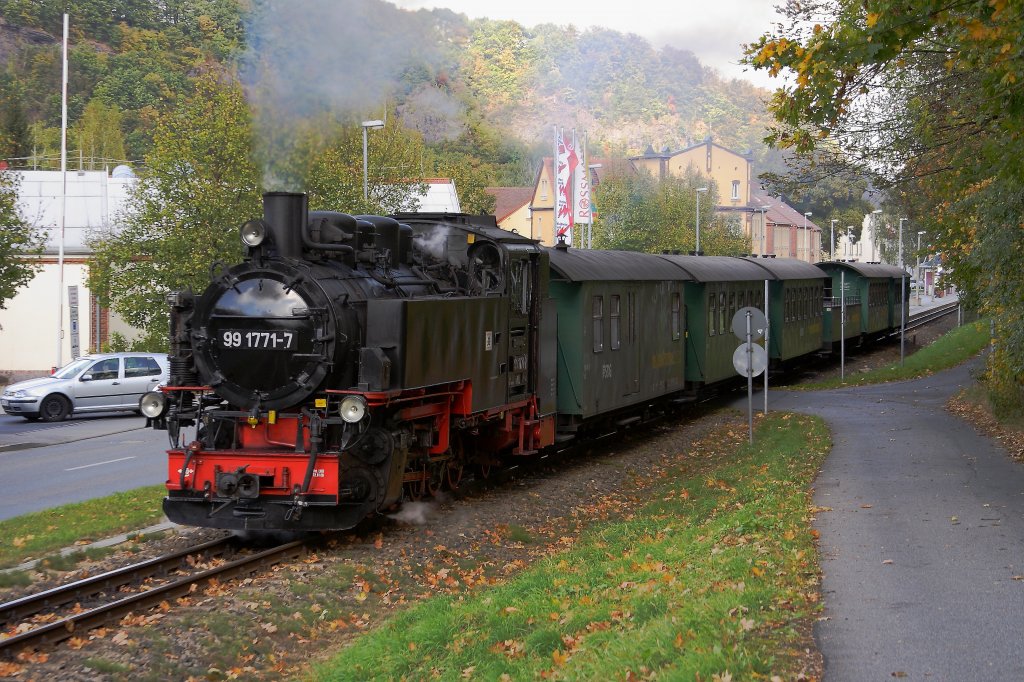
141 192 906 531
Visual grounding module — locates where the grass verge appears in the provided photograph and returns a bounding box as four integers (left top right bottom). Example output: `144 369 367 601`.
0 485 166 569
311 413 830 681
794 319 989 390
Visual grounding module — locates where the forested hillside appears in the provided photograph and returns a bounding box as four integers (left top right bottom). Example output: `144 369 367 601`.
0 0 782 183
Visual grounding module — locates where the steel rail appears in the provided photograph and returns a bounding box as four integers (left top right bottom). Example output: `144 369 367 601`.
0 539 305 653
0 536 234 626
905 301 961 333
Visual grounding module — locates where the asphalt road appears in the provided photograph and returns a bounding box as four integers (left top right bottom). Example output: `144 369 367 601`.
763 356 1024 681
0 412 168 521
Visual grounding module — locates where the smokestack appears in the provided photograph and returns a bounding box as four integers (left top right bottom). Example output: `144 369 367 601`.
263 192 307 259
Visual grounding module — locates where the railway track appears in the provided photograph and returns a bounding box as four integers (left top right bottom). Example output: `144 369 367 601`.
0 536 305 654
905 300 961 332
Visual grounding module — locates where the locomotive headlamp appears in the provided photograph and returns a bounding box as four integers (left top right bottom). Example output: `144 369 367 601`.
339 395 368 423
240 219 268 247
139 390 168 418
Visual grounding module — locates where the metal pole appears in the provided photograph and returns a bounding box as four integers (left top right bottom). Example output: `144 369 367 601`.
802 211 812 262
899 218 906 365
841 271 846 381
830 219 837 260
763 279 769 415
746 311 753 444
695 187 708 254
56 12 69 369
362 126 369 201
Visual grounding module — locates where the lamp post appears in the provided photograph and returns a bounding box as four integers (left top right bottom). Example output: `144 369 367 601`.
361 119 385 202
587 163 602 249
917 230 926 303
695 187 708 254
759 205 771 256
830 219 837 261
871 209 882 261
802 211 812 262
898 217 907 365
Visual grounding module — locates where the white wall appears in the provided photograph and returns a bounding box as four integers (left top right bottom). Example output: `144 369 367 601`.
1 169 139 377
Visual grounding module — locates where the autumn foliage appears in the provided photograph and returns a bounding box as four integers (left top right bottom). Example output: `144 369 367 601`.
744 0 1024 415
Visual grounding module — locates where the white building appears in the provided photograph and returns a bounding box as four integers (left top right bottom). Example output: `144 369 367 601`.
835 212 887 263
1 168 138 380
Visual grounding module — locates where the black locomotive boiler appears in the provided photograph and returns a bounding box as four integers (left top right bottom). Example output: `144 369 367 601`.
142 192 907 532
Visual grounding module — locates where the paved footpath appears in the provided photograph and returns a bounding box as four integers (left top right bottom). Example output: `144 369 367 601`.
764 357 1024 681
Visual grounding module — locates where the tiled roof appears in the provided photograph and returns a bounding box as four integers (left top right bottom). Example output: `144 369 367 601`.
750 190 820 231
485 187 533 222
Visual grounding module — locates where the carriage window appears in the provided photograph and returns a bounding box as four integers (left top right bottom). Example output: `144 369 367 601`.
719 292 727 333
610 295 621 350
592 295 604 352
709 292 716 335
728 291 736 323
671 293 681 340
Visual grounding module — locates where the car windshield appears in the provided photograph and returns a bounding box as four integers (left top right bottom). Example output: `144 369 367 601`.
52 358 93 379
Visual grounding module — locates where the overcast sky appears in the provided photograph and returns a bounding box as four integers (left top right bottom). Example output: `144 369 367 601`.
391 0 786 89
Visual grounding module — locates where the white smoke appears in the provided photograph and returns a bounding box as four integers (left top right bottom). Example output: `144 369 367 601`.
239 0 456 187
387 500 441 525
414 226 452 260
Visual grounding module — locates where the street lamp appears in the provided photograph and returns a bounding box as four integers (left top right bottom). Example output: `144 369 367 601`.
802 211 812 262
587 163 602 249
695 187 709 254
898 217 907 365
361 119 385 202
830 219 838 261
916 230 926 303
871 209 882 261
759 205 771 256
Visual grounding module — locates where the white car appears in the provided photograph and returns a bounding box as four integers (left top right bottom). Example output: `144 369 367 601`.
1 352 169 422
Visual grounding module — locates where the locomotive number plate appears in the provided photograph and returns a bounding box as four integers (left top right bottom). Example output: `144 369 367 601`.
220 329 297 350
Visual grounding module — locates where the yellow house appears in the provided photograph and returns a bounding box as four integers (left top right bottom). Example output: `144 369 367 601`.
485 186 534 235
629 136 755 240
527 157 557 245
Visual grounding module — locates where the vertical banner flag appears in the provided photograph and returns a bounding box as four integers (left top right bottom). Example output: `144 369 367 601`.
573 130 591 229
555 128 578 245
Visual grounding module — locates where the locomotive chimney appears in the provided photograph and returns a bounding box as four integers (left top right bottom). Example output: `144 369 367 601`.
263 192 307 259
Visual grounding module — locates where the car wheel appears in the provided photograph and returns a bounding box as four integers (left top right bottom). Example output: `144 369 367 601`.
39 395 71 422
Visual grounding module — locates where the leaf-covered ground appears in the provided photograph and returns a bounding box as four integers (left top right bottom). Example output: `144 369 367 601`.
0 408 824 681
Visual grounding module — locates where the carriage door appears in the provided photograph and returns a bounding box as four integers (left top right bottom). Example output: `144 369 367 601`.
617 287 640 396
506 251 534 403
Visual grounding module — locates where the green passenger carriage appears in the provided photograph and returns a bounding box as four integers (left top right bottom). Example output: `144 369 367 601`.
546 248 689 432
817 262 909 343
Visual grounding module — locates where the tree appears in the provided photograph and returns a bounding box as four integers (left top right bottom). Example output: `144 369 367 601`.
292 118 428 216
0 74 32 162
88 72 261 346
744 0 1024 414
0 169 44 311
594 169 747 256
72 98 127 169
